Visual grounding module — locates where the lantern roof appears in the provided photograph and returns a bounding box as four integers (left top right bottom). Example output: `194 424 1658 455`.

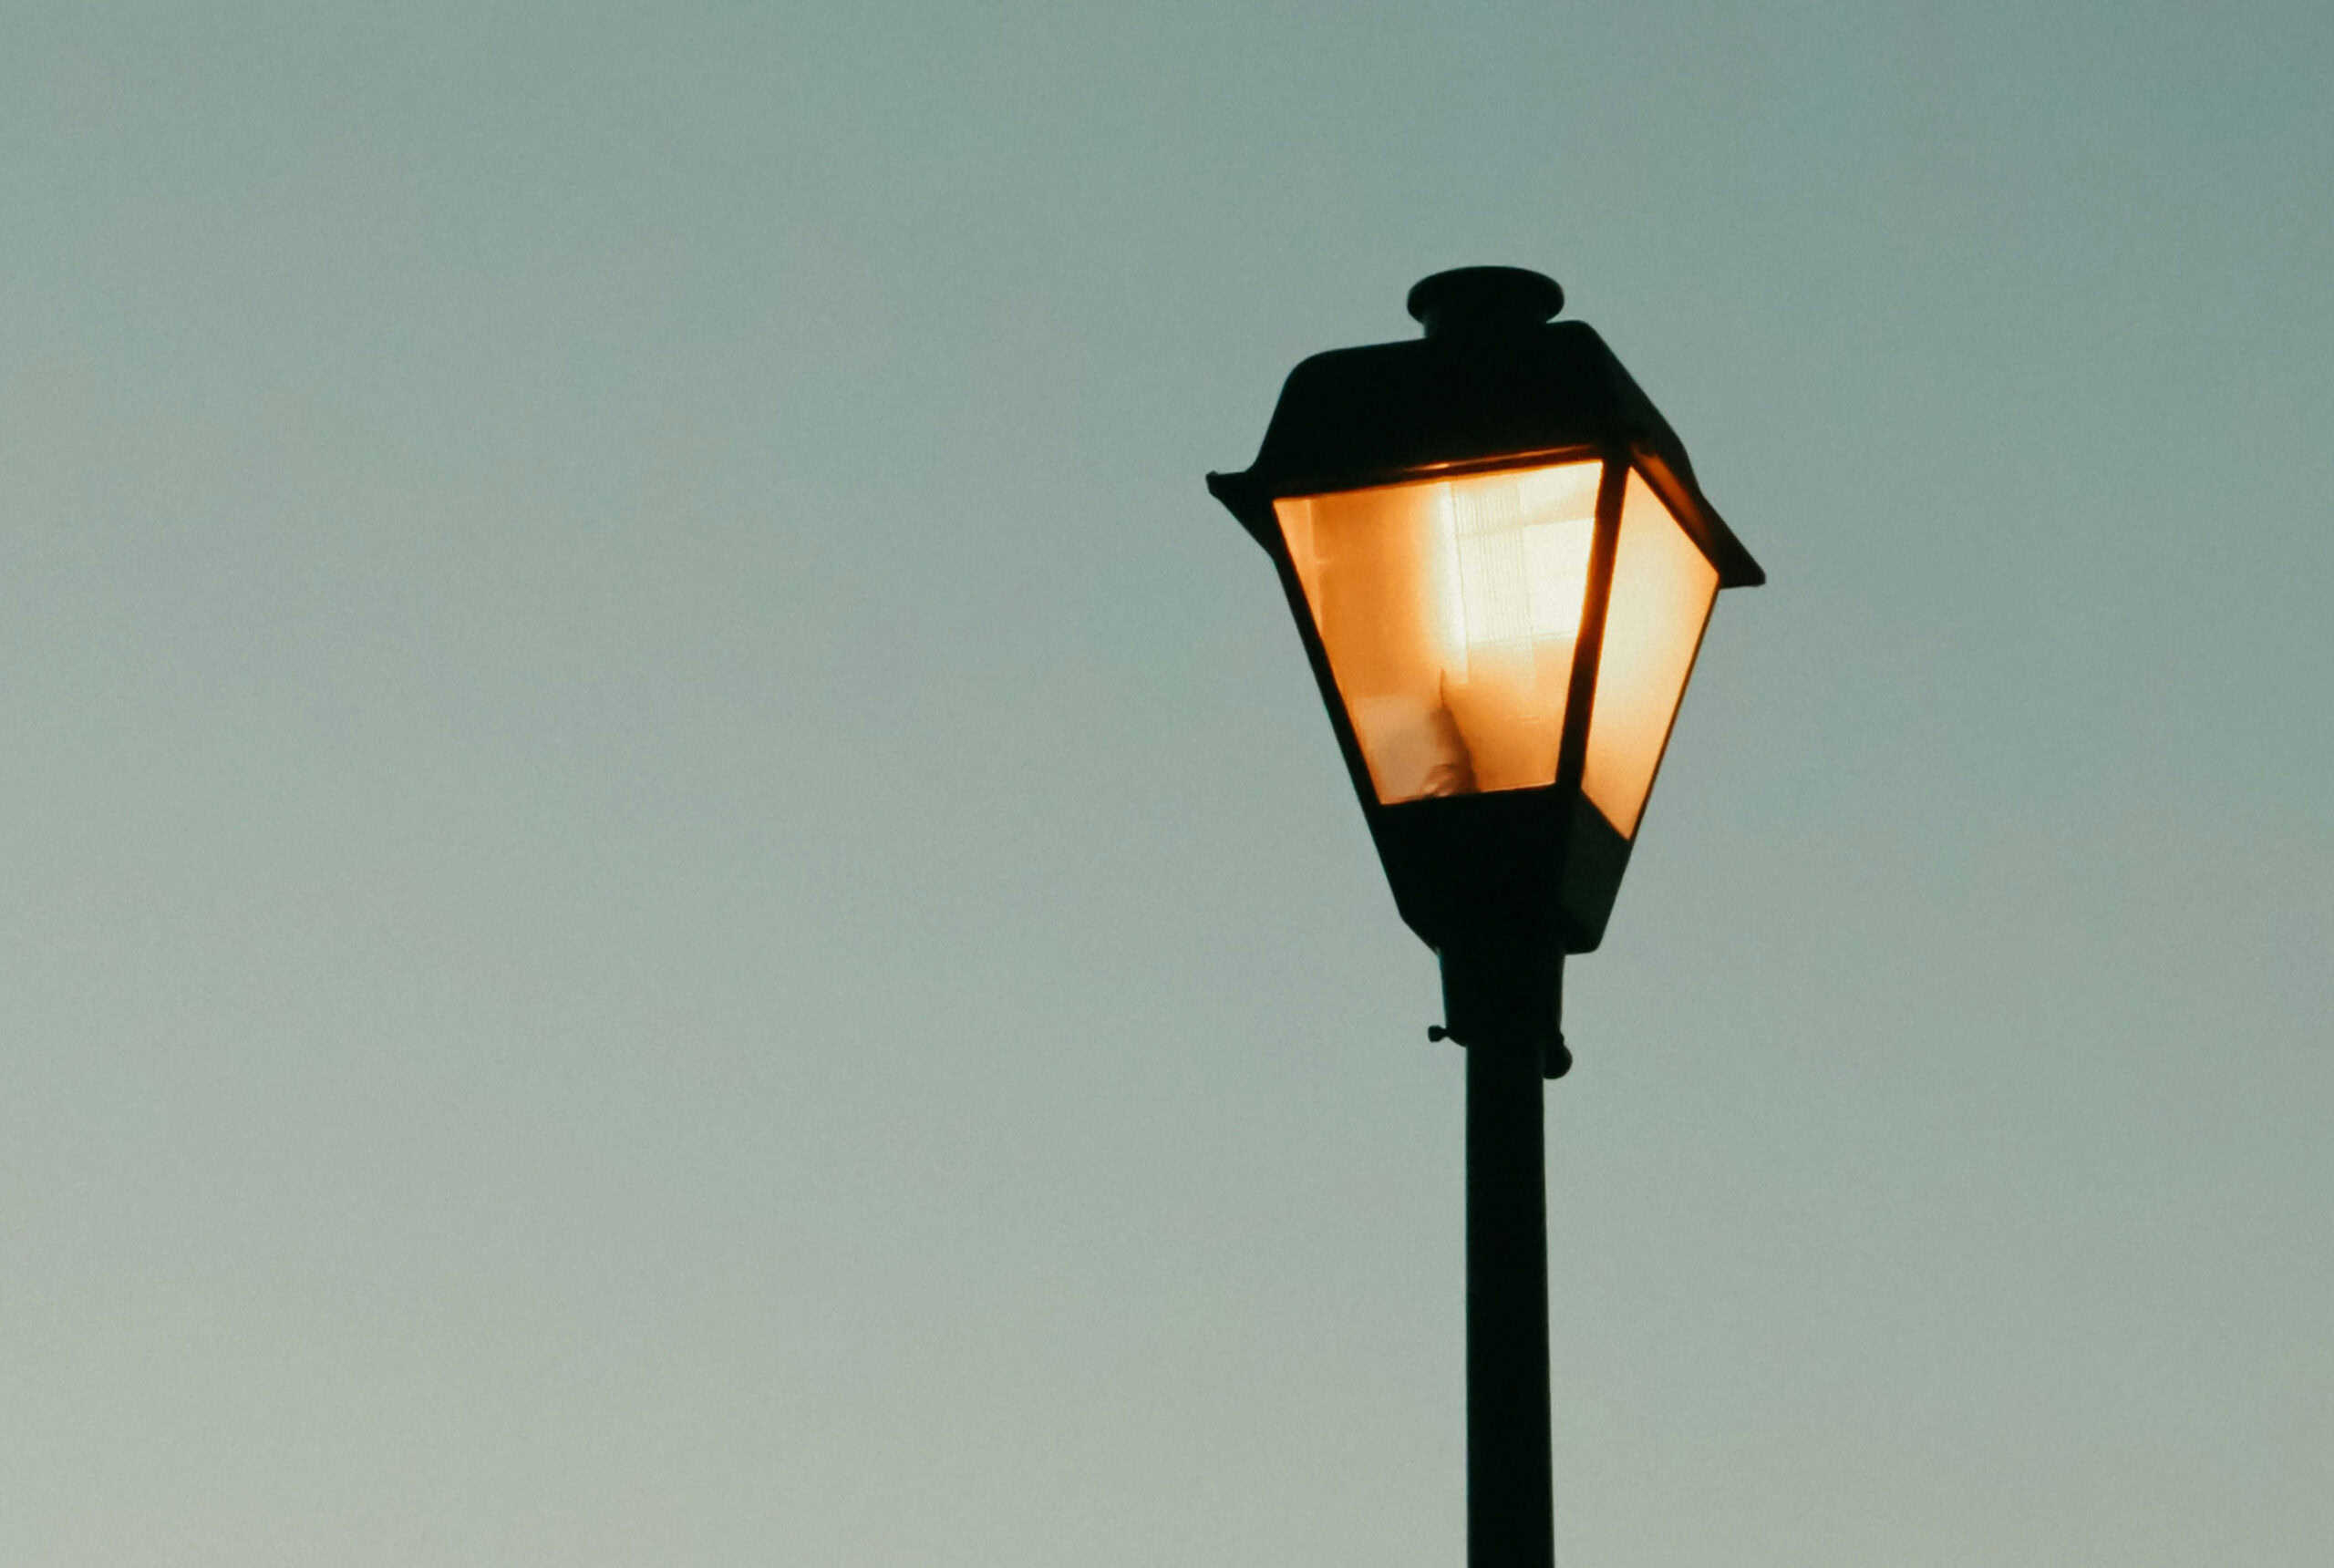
1208 268 1764 589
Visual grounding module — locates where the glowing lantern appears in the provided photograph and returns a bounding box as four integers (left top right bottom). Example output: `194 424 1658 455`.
1207 268 1762 1070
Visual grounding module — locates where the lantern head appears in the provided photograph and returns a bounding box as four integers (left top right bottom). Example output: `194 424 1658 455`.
1207 269 1761 1044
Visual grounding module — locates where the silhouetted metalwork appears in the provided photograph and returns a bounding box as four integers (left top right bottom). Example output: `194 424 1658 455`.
1206 266 1761 1566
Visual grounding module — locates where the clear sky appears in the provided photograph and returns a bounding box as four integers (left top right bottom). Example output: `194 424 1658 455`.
5 3 2329 1563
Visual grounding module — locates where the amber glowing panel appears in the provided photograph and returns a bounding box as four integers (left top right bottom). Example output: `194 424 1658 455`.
1275 461 1602 804
1581 470 1720 839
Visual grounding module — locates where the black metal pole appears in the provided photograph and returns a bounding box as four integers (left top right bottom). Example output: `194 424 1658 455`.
1466 1034 1553 1568
1441 937 1561 1568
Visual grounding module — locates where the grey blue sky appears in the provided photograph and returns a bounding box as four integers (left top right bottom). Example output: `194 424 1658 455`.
5 3 2329 1563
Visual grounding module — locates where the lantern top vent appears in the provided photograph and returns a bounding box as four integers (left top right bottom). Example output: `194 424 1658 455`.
1407 267 1565 338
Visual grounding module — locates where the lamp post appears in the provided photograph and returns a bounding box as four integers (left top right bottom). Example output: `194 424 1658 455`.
1206 267 1762 1567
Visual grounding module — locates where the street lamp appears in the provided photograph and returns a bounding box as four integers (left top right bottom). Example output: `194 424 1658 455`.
1205 267 1762 1567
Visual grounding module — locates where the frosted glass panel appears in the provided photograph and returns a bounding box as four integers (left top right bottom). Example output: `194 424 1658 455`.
1582 470 1719 838
1276 461 1601 804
